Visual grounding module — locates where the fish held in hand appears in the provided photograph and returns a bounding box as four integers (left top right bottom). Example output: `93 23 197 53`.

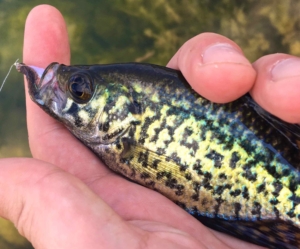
16 62 300 249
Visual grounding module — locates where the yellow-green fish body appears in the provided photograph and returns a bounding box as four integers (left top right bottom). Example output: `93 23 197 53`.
17 62 300 248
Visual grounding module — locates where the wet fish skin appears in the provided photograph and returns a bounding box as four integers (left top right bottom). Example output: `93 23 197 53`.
17 62 300 249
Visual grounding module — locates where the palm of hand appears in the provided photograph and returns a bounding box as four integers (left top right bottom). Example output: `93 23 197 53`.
8 4 299 249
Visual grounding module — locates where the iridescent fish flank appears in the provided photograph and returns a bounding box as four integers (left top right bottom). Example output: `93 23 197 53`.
17 62 300 249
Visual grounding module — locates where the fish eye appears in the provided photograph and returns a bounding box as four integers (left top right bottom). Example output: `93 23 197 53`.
68 74 93 103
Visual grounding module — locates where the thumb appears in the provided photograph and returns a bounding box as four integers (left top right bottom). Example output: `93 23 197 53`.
0 158 138 249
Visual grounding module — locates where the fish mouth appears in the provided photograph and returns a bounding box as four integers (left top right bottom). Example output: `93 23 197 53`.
15 62 45 102
16 62 67 118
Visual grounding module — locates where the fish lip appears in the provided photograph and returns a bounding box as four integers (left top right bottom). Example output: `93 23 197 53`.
16 62 67 117
15 62 44 102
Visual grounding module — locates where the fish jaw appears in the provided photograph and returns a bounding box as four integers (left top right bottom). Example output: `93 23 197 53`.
15 62 44 103
16 62 67 119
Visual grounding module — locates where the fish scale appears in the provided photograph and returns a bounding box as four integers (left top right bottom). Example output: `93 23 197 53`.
16 62 300 248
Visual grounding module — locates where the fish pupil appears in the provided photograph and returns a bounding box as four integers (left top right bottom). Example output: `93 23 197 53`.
68 74 93 102
71 81 84 97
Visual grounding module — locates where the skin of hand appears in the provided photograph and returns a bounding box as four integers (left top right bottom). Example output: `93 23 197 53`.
1 4 300 249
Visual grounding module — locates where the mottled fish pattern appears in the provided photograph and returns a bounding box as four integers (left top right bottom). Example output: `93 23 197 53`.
18 62 300 249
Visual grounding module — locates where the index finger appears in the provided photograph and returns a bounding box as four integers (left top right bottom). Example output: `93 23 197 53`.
23 5 110 178
167 33 256 103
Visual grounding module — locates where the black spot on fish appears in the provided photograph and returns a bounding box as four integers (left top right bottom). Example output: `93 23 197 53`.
140 172 150 179
192 160 203 175
170 152 181 165
67 102 87 128
270 198 279 205
223 136 235 151
287 209 296 218
101 121 110 132
214 184 232 195
230 152 240 169
205 150 224 168
289 194 300 206
289 178 299 193
165 177 178 188
116 142 122 150
180 164 188 172
156 147 166 155
184 126 193 136
200 129 207 141
240 139 255 153
214 185 225 195
218 173 227 179
200 198 208 206
272 182 283 197
75 117 84 127
137 151 149 167
211 131 227 145
265 165 281 179
230 189 241 197
242 165 257 181
175 185 184 196
192 182 200 201
150 119 166 142
156 171 171 180
202 173 213 190
282 168 291 177
251 202 262 219
145 181 155 188
102 127 124 141
131 120 141 126
273 206 280 219
166 125 175 138
128 100 142 114
68 102 79 114
185 172 192 181
151 159 161 169
139 111 161 144
234 203 241 218
253 151 268 163
257 183 266 193
204 172 212 180
180 138 199 153
128 125 136 138
214 197 224 216
242 186 249 200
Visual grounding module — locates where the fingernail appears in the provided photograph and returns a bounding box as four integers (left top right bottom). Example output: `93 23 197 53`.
202 43 250 65
271 58 300 81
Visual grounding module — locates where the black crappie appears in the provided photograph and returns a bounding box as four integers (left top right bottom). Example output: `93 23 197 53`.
16 62 300 248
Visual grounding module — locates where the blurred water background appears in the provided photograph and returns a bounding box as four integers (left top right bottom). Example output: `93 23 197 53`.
1 0 300 248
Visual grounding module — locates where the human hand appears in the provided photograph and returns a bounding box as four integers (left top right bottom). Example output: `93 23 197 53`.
1 4 300 249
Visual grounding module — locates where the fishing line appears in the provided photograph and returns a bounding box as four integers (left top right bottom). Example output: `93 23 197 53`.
0 58 19 93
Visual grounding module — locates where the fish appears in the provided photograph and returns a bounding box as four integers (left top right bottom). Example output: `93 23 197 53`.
16 61 300 249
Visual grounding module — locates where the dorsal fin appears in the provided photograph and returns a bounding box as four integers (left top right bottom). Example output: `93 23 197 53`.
245 94 300 150
196 215 300 249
